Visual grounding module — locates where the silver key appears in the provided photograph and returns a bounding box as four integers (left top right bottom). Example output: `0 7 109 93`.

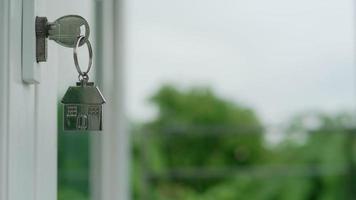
36 15 91 62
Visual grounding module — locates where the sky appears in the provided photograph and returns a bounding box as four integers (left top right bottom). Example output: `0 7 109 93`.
125 0 355 125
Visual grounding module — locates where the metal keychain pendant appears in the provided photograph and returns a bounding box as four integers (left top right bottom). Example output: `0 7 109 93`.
61 36 106 131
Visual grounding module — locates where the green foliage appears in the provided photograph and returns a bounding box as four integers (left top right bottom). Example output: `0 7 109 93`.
132 84 356 200
147 85 264 168
133 85 265 199
58 187 88 200
58 103 90 200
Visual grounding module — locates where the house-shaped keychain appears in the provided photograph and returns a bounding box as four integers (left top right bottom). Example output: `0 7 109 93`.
61 82 106 131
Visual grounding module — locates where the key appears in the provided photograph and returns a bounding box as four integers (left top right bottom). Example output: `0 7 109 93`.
36 15 91 62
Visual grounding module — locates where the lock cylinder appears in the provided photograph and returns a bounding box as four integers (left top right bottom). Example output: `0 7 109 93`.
35 17 49 62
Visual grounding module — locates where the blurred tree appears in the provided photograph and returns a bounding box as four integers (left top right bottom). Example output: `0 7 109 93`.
147 85 264 167
132 85 356 200
133 85 264 199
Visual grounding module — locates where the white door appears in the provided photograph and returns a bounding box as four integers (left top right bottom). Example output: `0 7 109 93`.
0 0 128 200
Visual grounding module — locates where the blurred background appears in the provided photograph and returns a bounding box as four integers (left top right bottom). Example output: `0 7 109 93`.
58 0 356 199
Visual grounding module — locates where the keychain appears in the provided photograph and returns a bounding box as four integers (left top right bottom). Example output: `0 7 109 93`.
61 35 106 131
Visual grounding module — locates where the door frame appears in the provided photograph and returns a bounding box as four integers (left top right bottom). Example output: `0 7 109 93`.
91 0 130 200
0 0 129 199
0 0 39 199
0 0 10 199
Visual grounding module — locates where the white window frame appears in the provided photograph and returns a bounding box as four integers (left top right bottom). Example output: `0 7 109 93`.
0 0 129 199
91 0 130 200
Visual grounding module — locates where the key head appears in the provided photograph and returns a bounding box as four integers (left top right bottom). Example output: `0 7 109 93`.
48 15 90 48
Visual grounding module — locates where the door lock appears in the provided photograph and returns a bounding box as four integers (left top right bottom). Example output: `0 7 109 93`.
35 15 90 62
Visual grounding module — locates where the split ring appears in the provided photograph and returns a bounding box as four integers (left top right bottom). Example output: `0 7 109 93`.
73 35 93 76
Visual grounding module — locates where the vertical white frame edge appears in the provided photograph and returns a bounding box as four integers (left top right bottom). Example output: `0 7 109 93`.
22 0 41 84
0 0 10 199
91 0 130 199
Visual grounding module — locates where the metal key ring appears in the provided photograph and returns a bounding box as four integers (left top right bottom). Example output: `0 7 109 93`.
73 35 93 76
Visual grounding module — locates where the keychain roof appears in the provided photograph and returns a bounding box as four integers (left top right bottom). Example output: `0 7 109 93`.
61 84 106 104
